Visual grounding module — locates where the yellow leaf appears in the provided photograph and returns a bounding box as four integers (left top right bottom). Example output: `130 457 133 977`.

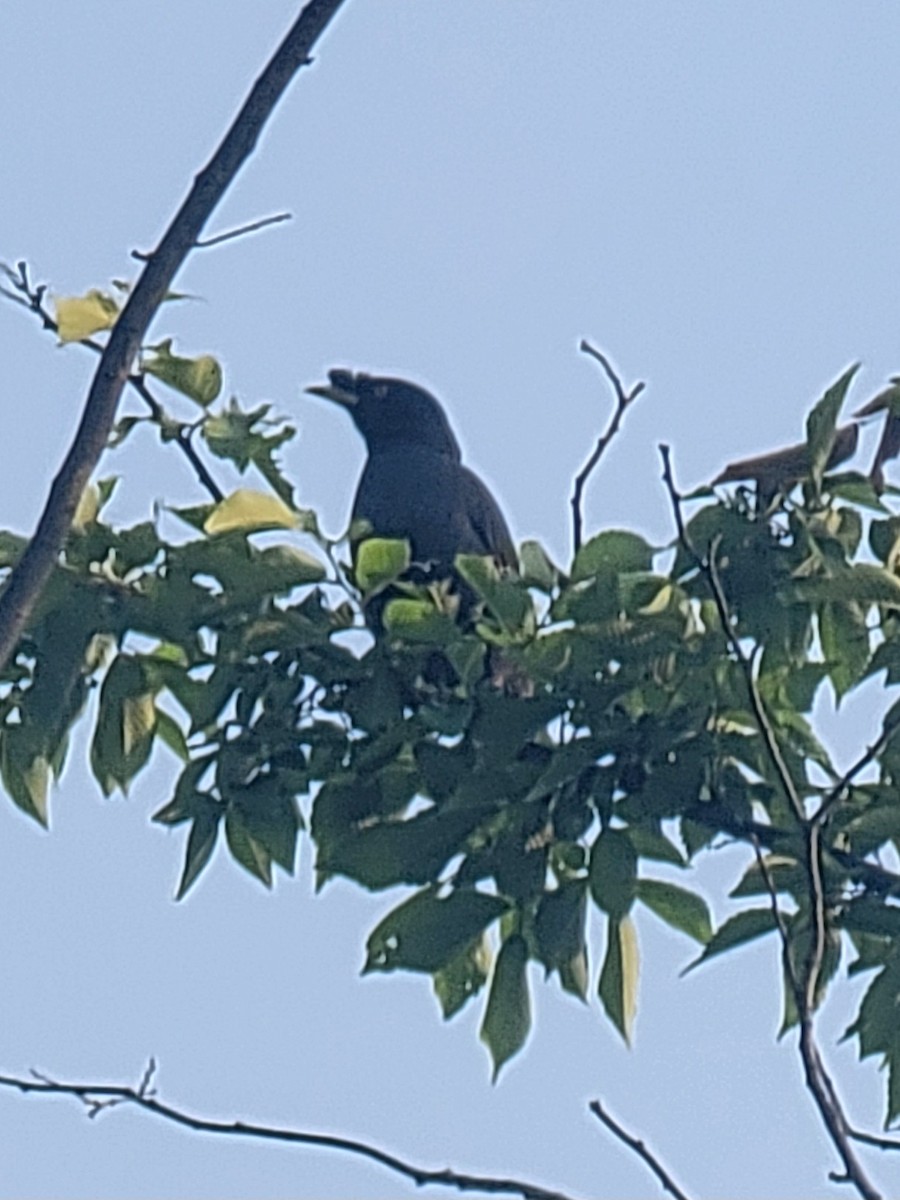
122 691 157 757
204 489 300 536
72 483 100 531
55 289 119 342
618 915 640 1042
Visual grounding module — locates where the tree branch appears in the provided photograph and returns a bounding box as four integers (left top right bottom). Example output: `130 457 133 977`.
588 1100 692 1200
660 444 883 1200
0 1066 582 1200
196 211 293 249
0 0 346 672
570 342 645 555
1 262 224 502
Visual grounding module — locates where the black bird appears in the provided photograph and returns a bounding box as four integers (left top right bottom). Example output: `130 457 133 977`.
306 371 516 598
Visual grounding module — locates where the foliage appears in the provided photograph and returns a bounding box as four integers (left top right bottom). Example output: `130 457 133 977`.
3 312 900 1110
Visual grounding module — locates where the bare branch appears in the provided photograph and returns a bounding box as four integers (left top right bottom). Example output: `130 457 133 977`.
570 342 645 555
1 264 224 501
0 1068 582 1200
851 1130 900 1153
588 1100 692 1200
196 211 293 248
0 0 346 672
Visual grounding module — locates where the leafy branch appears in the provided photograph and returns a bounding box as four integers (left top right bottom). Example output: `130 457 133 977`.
0 261 225 502
659 441 883 1200
0 0 346 672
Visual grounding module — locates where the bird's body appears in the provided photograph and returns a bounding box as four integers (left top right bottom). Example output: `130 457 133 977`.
307 370 516 581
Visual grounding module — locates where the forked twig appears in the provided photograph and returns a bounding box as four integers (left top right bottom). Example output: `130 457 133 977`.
570 342 645 555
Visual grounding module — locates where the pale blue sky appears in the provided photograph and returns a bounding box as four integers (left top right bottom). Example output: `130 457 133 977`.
3 4 900 1197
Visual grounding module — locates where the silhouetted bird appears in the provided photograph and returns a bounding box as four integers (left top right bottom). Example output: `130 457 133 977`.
306 371 516 610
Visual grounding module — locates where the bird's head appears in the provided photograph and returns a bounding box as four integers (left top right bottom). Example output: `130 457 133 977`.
306 370 462 459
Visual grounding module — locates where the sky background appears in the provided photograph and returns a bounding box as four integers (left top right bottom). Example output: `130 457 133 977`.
3 3 900 1198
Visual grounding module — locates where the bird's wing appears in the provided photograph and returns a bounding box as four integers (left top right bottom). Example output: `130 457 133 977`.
460 467 517 569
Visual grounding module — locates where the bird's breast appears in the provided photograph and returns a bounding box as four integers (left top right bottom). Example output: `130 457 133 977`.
352 450 470 567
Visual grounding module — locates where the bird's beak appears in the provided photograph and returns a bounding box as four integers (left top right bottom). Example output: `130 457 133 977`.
305 378 358 408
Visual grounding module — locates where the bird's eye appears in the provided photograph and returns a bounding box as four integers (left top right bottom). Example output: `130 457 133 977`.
374 384 388 399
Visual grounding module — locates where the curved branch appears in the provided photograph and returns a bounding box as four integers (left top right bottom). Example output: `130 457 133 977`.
0 0 347 671
0 1066 581 1200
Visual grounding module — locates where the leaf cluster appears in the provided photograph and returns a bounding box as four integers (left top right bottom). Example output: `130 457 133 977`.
4 354 900 1099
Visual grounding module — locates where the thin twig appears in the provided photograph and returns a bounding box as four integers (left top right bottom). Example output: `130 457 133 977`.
197 211 293 248
588 1100 692 1200
0 0 346 672
0 1068 581 1200
1 264 223 501
570 342 645 556
850 1130 900 1153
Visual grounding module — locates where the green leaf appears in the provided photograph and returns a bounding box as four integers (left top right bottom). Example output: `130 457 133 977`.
154 709 189 762
202 399 296 505
0 529 27 568
365 887 508 973
818 601 870 702
143 338 222 407
175 803 222 900
793 562 900 608
455 555 532 633
382 599 459 643
533 882 588 1000
89 654 158 796
636 878 712 943
589 828 637 918
870 516 900 565
432 935 490 1019
685 907 777 972
355 538 411 594
572 530 655 583
518 540 559 591
806 364 860 495
0 730 50 826
480 933 531 1080
844 954 900 1123
253 544 326 589
225 786 300 886
598 915 639 1043
319 806 489 891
